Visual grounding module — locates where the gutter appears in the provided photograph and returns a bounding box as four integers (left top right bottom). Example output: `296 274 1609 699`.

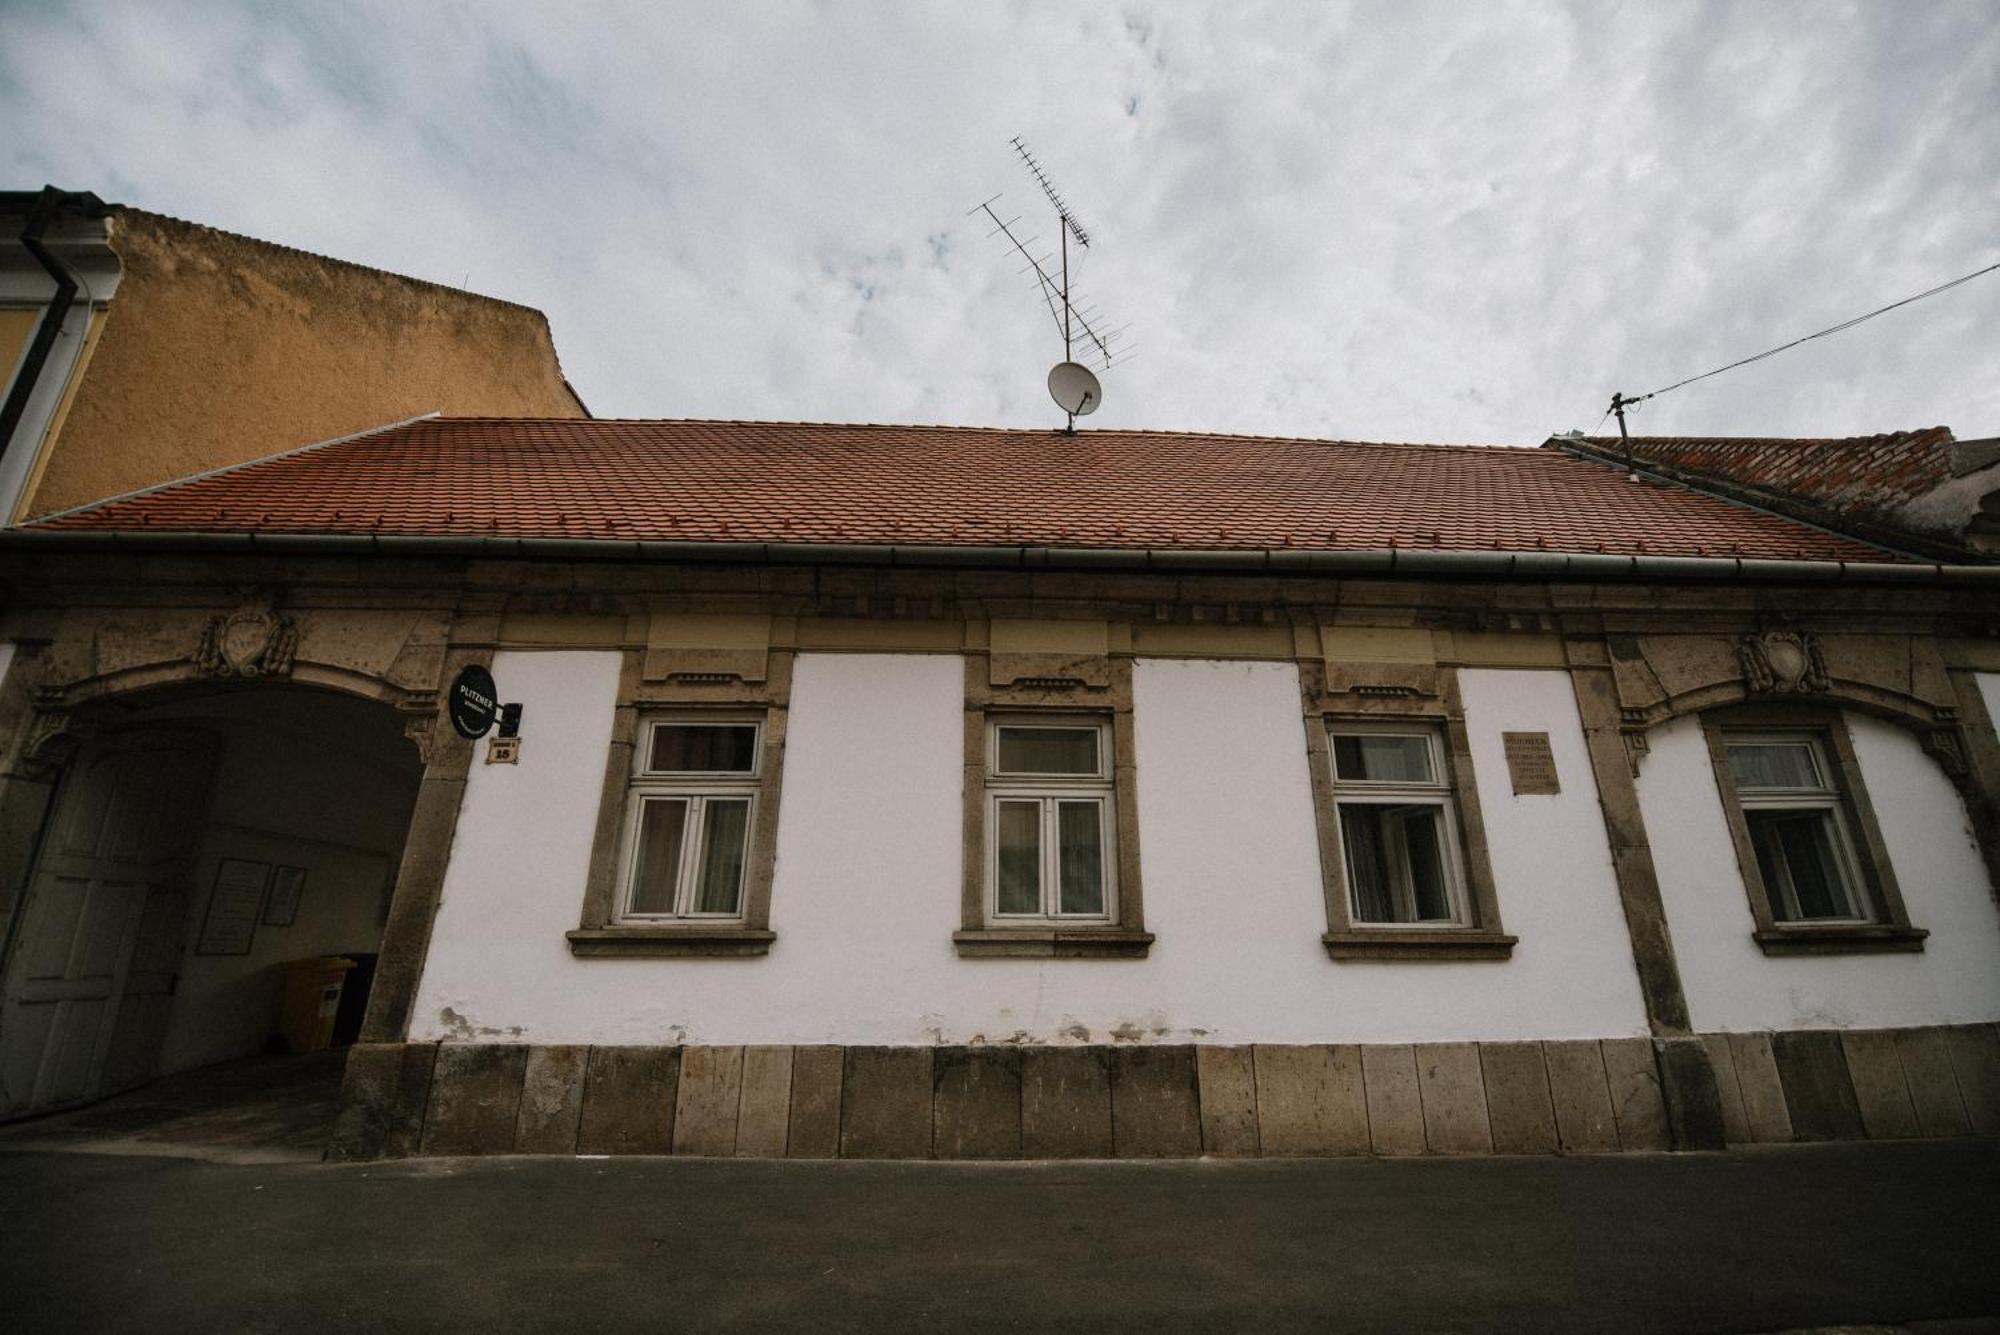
0 188 84 468
5 528 2000 586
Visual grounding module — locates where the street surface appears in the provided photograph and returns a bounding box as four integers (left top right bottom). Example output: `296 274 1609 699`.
2 1141 1995 1333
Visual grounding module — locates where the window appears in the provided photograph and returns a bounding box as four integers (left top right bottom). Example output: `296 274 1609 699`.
1303 698 1514 960
1328 726 1466 926
571 694 787 958
619 719 760 920
1723 734 1866 924
1702 712 1926 954
986 721 1114 924
955 657 1152 959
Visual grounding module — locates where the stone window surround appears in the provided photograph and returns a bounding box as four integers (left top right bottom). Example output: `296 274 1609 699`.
956 654 1151 958
1300 661 1515 960
1698 702 1927 956
568 650 794 958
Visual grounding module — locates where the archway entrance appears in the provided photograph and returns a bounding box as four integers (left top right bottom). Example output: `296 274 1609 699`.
0 681 423 1135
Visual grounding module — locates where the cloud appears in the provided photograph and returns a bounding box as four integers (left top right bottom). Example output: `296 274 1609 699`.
6 0 1996 443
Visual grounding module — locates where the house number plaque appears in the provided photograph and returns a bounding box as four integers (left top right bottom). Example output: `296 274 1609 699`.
1502 731 1560 795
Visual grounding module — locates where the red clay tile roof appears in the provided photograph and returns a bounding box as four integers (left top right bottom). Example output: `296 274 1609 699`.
1566 428 1956 519
31 417 1903 563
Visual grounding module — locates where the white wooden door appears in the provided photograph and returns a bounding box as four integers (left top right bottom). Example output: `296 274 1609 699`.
0 730 214 1118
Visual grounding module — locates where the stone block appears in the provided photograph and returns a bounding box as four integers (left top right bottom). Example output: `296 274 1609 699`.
577 1046 678 1155
421 1043 528 1156
1699 1034 1751 1145
1361 1044 1426 1156
1945 1023 2000 1135
1109 1046 1201 1158
933 1046 1022 1159
1478 1042 1557 1155
327 1042 438 1162
1725 1032 1794 1143
1601 1038 1669 1151
1770 1031 1865 1142
1896 1028 1971 1138
1252 1045 1367 1157
1653 1037 1726 1151
1415 1043 1493 1155
736 1045 793 1158
1543 1040 1618 1153
1195 1046 1260 1156
1022 1047 1113 1158
840 1047 933 1159
673 1046 745 1157
1839 1030 1919 1140
787 1045 843 1159
515 1045 587 1154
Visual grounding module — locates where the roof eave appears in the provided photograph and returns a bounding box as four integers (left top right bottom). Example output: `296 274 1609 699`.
2 528 1988 586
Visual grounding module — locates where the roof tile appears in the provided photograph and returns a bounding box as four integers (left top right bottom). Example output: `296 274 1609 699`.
32 417 1903 564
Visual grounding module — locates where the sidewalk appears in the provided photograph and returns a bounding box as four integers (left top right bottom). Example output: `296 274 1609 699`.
3 1139 1996 1334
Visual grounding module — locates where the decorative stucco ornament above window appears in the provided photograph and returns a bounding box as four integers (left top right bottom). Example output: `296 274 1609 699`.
193 596 297 678
1738 629 1830 696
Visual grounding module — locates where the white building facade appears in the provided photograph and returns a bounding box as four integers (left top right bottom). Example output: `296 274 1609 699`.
3 419 1997 1158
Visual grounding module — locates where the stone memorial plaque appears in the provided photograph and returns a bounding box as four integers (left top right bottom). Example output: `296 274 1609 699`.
1502 731 1560 795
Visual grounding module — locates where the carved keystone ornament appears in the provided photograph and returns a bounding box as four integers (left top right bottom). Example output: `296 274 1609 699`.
194 596 298 678
1738 629 1830 696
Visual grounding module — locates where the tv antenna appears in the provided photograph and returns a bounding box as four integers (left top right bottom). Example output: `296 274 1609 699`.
969 136 1132 431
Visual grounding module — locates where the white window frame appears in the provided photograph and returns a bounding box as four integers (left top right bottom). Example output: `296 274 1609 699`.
615 715 762 923
1722 730 1870 925
1326 722 1470 929
984 717 1116 926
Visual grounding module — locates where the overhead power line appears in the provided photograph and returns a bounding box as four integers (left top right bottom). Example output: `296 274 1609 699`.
1600 257 2000 440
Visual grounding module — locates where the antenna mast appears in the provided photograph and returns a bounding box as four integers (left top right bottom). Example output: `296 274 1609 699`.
969 137 1129 431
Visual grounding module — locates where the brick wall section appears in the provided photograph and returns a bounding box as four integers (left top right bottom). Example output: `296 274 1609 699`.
325 1025 2000 1162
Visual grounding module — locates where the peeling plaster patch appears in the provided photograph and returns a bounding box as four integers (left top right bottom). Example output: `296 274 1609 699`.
1060 1021 1092 1043
1108 1021 1147 1043
434 1006 524 1040
1783 991 1853 1029
933 1026 1055 1046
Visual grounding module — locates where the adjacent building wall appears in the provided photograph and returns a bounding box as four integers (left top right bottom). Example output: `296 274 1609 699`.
1637 711 2000 1032
0 204 121 520
408 653 1650 1047
15 209 586 520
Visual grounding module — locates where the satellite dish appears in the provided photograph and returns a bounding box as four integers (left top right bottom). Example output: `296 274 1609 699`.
1048 361 1102 417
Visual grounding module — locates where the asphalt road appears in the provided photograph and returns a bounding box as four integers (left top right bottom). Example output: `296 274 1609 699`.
2 1141 1995 1334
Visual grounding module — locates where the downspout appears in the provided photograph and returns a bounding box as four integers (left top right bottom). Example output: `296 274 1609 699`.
0 188 83 474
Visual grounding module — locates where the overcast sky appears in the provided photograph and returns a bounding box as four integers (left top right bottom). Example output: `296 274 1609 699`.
6 1 1997 444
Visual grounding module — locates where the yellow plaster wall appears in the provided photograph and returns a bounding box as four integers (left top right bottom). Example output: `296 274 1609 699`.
20 210 587 518
11 310 110 521
0 307 39 381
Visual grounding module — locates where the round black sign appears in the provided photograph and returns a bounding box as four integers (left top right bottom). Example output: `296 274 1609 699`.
449 664 499 739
